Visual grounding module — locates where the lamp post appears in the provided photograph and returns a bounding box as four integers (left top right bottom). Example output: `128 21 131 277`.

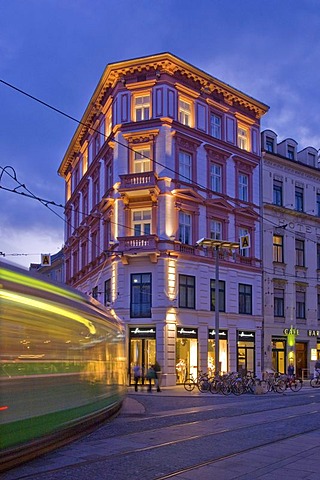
196 238 240 376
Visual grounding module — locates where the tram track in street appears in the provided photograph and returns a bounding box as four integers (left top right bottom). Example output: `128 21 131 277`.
4 391 320 480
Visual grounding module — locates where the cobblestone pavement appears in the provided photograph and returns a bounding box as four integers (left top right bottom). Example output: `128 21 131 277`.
3 384 320 480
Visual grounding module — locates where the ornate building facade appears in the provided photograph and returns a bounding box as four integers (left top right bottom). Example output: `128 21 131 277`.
58 53 269 385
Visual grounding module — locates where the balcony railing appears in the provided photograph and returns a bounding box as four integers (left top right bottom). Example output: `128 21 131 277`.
118 171 158 190
117 235 159 253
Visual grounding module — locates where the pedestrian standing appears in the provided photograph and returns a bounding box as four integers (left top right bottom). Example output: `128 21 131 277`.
287 362 294 379
133 363 141 392
154 360 162 392
146 365 156 392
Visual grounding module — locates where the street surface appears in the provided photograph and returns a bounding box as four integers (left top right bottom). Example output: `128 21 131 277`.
3 385 320 480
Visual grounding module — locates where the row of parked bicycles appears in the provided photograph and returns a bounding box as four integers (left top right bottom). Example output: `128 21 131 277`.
183 370 304 395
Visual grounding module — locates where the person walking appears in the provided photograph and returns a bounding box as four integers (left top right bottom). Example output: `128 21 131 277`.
146 365 156 392
287 362 294 379
154 360 162 392
133 363 141 392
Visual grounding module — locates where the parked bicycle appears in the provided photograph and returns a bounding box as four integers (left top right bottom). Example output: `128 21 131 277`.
183 370 213 392
310 369 320 388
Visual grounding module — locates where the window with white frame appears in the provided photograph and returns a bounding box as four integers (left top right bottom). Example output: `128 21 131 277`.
134 94 150 121
238 126 249 151
179 151 192 183
239 227 250 257
178 211 191 245
210 220 222 240
179 98 192 126
238 173 249 201
104 279 111 306
210 163 222 193
99 118 105 145
92 177 100 207
133 147 151 173
210 113 222 139
106 109 112 137
132 209 151 236
105 161 113 191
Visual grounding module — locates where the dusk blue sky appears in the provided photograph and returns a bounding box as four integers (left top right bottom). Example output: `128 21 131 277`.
1 0 320 268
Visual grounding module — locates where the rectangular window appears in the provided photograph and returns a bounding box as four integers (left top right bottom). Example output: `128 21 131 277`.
105 162 113 191
179 151 192 183
179 211 191 245
287 146 295 160
210 113 221 139
210 220 222 240
82 193 88 218
295 239 305 267
133 147 151 173
238 126 249 151
132 209 151 236
104 279 111 306
99 118 105 145
179 274 195 309
239 283 252 314
81 242 87 269
274 288 284 317
134 94 150 121
273 179 283 206
296 291 305 319
295 186 304 212
92 286 98 300
106 109 112 137
179 98 191 126
93 178 100 207
91 231 99 260
273 235 284 263
210 163 222 193
130 273 152 318
210 279 225 312
266 137 274 153
238 173 249 201
239 227 250 257
317 244 320 270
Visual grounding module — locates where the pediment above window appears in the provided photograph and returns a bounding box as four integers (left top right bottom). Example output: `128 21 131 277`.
172 188 204 204
206 198 233 211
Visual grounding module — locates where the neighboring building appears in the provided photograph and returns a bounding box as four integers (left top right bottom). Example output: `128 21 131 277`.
29 250 65 283
58 53 269 385
261 129 320 379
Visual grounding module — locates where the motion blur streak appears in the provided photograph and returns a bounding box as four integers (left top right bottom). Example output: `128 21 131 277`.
0 261 127 472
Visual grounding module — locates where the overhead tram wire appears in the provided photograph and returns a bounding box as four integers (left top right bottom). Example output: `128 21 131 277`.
2 78 320 265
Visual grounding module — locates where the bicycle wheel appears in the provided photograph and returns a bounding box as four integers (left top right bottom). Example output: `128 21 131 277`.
198 378 210 393
274 379 286 393
289 379 302 392
310 377 320 388
232 380 244 396
221 383 232 395
209 379 220 394
184 377 196 391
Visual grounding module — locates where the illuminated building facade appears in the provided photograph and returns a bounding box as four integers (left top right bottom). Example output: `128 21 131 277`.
58 53 268 385
261 130 320 379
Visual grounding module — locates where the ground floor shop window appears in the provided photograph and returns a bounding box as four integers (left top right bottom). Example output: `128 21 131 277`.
129 327 156 384
237 330 255 375
176 327 198 383
208 329 228 375
296 342 307 379
272 338 286 374
317 340 320 359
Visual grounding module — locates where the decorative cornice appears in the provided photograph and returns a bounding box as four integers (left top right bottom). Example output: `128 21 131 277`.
122 129 160 144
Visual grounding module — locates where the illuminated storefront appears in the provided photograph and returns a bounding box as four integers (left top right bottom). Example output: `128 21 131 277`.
237 330 255 375
129 326 156 384
208 329 228 375
176 327 198 383
272 337 286 374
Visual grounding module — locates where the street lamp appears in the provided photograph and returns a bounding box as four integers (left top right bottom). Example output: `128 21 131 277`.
196 238 240 376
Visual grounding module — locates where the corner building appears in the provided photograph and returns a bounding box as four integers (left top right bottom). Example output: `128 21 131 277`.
58 53 269 386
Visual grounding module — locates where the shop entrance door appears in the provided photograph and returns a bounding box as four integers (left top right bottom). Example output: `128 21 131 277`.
129 338 156 385
295 342 307 378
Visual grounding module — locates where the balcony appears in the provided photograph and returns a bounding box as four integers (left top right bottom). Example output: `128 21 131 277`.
117 235 159 263
118 172 159 200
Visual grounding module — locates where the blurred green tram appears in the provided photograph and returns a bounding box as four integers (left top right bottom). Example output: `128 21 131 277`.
0 260 126 471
